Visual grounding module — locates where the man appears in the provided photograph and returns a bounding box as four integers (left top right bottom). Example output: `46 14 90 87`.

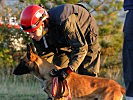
123 0 133 99
20 4 100 80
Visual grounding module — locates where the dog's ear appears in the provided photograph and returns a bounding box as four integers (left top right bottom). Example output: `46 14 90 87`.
30 43 36 54
26 43 37 62
27 44 31 60
13 59 30 75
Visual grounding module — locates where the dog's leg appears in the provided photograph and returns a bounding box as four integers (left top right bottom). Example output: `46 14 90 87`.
110 88 124 100
43 89 54 100
47 97 53 100
41 80 54 100
46 81 54 100
100 87 124 100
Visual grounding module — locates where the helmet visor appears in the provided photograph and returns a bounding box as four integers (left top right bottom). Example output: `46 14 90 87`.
20 13 47 32
20 20 40 31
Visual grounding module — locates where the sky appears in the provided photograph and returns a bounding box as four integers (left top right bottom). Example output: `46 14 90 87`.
6 0 19 5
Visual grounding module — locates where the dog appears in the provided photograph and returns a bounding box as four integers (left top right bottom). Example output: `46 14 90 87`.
13 44 125 100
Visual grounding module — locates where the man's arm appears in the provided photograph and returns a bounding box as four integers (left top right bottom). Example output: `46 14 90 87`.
63 14 88 71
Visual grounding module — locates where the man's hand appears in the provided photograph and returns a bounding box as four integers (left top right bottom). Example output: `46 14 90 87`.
49 66 73 81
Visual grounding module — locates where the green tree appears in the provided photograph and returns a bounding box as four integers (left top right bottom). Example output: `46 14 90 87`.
94 0 123 68
0 1 30 69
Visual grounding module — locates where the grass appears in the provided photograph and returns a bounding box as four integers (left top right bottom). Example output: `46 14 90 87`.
0 67 125 100
0 82 47 100
0 73 48 100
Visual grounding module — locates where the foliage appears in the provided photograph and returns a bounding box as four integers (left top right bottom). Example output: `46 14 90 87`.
0 1 30 68
87 0 123 68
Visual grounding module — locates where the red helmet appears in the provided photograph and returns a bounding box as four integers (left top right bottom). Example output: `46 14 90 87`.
20 5 49 32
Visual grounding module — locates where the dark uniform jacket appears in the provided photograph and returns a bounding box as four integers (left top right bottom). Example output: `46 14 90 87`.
123 1 133 82
123 0 133 11
33 4 100 71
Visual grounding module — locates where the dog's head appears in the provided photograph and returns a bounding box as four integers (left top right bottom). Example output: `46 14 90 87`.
13 43 39 75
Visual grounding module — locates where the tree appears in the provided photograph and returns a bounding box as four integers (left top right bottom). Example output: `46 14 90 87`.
92 0 123 68
0 1 30 69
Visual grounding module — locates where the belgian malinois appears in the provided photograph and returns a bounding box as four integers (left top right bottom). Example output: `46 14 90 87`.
13 44 125 100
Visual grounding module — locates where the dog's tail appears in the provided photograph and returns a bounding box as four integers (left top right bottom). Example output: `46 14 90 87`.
121 86 126 94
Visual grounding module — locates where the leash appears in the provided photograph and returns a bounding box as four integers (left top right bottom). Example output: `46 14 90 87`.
52 77 58 97
52 77 72 100
49 65 72 99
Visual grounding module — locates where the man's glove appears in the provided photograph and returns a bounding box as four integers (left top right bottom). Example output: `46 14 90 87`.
49 66 73 81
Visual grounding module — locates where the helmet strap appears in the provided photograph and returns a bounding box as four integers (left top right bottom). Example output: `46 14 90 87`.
43 27 48 36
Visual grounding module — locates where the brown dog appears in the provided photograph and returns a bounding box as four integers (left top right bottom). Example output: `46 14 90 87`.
13 44 125 100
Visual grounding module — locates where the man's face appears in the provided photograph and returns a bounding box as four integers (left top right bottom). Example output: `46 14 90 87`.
29 25 43 41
